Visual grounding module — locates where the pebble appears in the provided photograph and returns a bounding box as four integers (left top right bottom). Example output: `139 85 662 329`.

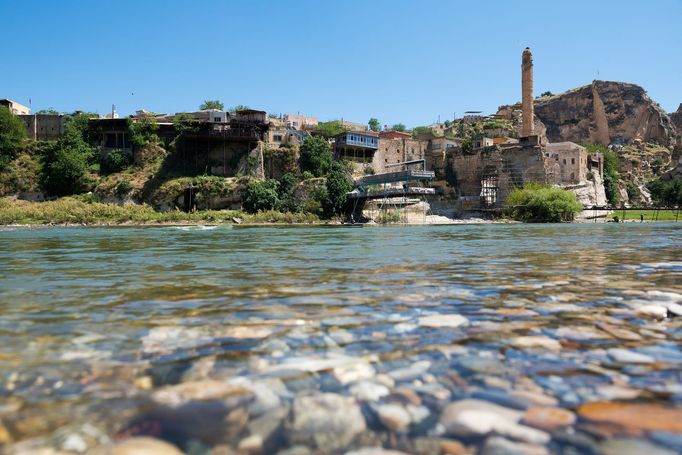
439 439 469 455
471 389 531 410
110 437 183 455
388 360 431 382
607 348 655 364
578 401 682 433
376 403 411 432
238 434 263 452
417 314 469 328
439 399 549 444
509 336 561 351
151 380 250 406
599 438 677 455
388 387 421 406
522 407 576 431
635 305 668 319
345 448 411 455
0 419 12 444
349 381 390 402
596 322 643 341
480 436 549 455
334 362 376 385
287 392 366 450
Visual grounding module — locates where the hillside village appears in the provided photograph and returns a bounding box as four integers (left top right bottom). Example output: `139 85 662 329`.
1 48 681 222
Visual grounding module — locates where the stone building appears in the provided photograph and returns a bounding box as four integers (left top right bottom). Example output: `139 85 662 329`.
283 113 318 130
18 114 66 141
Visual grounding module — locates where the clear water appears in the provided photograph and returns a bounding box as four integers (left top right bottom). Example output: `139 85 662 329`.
1 223 681 452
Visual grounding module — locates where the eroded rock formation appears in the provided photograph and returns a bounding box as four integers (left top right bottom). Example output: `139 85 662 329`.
534 81 678 148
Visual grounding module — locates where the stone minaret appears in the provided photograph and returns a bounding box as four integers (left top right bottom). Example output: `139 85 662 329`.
521 47 534 137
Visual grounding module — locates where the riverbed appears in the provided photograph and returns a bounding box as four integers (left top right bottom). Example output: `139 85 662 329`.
0 224 681 454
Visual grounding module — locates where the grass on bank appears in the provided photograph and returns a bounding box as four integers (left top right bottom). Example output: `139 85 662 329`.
0 197 322 225
610 209 681 222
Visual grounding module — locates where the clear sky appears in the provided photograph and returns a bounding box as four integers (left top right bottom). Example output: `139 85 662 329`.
2 0 681 127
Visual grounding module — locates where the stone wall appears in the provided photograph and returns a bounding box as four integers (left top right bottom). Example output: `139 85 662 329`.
372 138 428 173
545 142 588 184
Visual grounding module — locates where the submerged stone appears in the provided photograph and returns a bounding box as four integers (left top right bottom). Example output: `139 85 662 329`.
287 392 366 450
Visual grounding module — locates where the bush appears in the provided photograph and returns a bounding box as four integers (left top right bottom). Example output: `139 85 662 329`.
0 106 26 169
116 179 133 197
101 149 132 174
648 178 682 207
299 136 332 177
243 179 280 213
324 161 353 216
128 118 159 149
506 184 582 222
301 171 314 180
626 182 639 201
276 172 300 212
42 147 91 196
376 210 402 224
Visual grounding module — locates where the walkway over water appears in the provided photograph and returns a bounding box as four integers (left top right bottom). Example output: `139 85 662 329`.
354 169 435 188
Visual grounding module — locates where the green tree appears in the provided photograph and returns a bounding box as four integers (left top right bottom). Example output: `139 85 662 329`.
506 184 582 222
199 100 224 110
391 123 407 132
0 106 26 169
316 120 347 139
324 161 353 216
368 118 380 132
128 118 159 149
41 119 96 196
538 91 554 98
243 179 280 213
230 105 250 112
648 178 682 207
412 126 432 137
299 136 332 177
101 149 132 174
277 172 300 212
36 108 59 115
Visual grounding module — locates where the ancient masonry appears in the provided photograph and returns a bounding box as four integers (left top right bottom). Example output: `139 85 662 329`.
521 47 534 137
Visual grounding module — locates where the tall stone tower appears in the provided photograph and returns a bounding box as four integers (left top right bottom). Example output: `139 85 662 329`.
521 47 534 137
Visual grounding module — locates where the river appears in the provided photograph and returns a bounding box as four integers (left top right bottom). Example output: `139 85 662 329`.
0 224 681 454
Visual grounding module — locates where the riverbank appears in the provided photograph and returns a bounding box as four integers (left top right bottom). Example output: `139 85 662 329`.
0 197 510 227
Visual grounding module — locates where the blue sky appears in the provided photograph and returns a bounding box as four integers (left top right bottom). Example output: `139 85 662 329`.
2 0 681 127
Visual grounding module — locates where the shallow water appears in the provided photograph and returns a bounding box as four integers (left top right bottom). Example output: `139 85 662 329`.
1 223 681 453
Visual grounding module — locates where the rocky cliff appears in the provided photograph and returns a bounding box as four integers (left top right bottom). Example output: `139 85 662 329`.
671 104 682 131
534 81 679 148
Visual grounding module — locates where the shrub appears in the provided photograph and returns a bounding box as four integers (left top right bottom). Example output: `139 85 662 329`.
648 178 682 207
42 147 91 196
376 210 402 224
101 149 132 174
626 182 639 201
301 171 314 180
299 136 332 177
128 118 159 149
506 184 583 222
277 172 300 212
324 161 353 216
243 179 280 213
0 106 26 169
116 179 133 197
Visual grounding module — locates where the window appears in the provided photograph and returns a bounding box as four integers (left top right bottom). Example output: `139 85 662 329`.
571 158 575 165
273 135 283 142
214 117 221 122
563 159 567 165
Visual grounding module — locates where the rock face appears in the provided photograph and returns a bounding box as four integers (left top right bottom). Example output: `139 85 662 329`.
670 103 682 132
535 81 679 148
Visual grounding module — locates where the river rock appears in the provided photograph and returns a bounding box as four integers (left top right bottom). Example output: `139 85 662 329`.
599 438 676 455
635 305 668 319
111 437 183 455
439 399 549 444
345 448 411 455
389 360 431 382
287 392 366 450
509 336 561 351
607 348 655 364
349 381 390 402
418 314 469 328
376 403 411 432
578 402 682 433
522 407 576 431
596 322 643 341
151 380 251 406
480 436 549 455
388 387 421 406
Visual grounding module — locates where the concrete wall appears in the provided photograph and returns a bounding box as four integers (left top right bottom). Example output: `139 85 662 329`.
19 114 65 141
